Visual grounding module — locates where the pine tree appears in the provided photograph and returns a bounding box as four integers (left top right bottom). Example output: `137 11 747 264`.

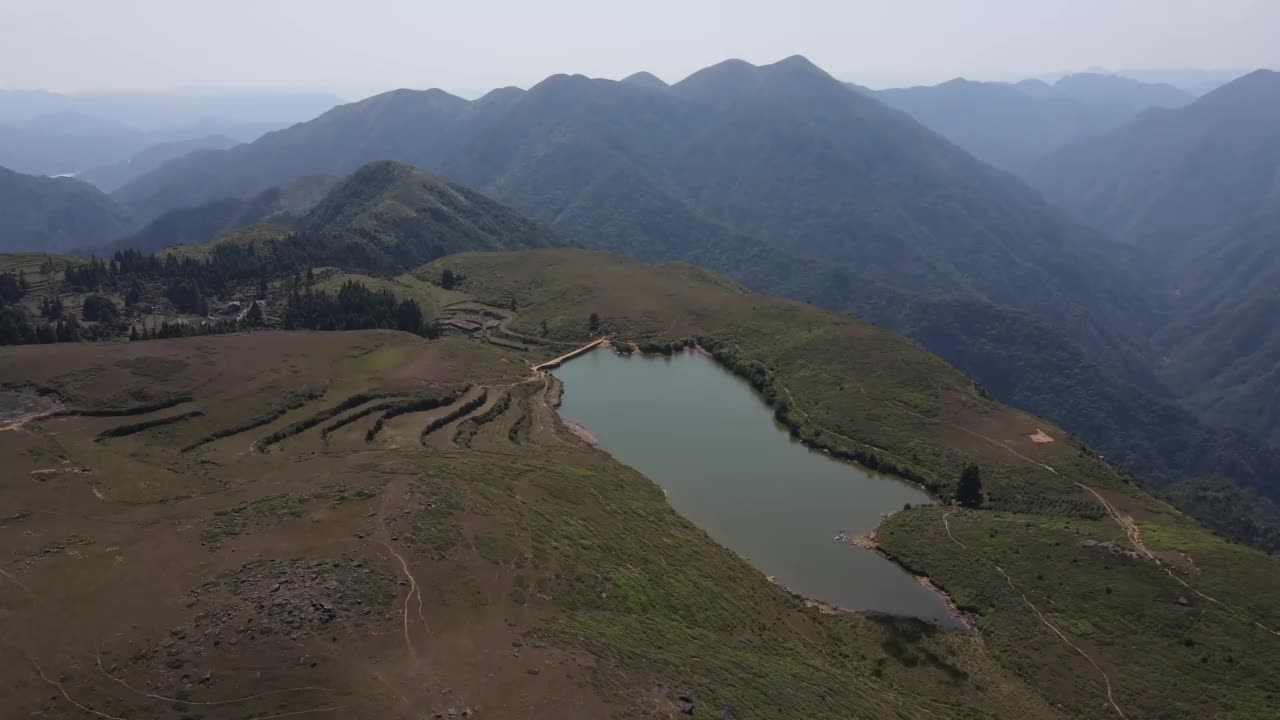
244 301 265 327
957 464 983 508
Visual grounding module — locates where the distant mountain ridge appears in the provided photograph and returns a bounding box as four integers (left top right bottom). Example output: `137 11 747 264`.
115 55 1161 366
1028 69 1280 256
93 174 337 256
77 134 240 192
874 72 1194 169
0 165 135 252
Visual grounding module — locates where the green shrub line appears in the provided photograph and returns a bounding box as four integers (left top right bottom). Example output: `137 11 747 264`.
321 399 402 438
72 394 194 417
181 390 325 452
507 404 531 444
419 389 489 445
364 387 467 442
95 409 206 441
256 391 397 451
454 391 513 447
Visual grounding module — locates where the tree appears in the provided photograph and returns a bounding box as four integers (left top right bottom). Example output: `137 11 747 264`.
167 279 207 315
0 272 24 303
40 297 63 319
124 280 144 306
395 299 424 335
244 301 265 327
441 268 458 290
957 464 983 508
588 312 601 333
82 294 119 323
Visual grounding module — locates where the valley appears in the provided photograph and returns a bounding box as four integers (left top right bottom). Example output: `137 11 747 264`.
3 23 1280 718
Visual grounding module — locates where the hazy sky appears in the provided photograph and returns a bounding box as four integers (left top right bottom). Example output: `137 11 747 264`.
2 0 1277 96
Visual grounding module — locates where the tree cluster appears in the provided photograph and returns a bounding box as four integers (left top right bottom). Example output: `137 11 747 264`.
283 279 432 337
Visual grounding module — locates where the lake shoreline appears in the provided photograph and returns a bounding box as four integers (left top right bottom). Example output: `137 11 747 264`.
553 344 968 629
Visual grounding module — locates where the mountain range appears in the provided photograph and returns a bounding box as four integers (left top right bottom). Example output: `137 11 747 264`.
78 56 1278 550
113 56 1159 362
873 73 1194 169
0 89 343 180
2 56 1278 548
1029 69 1280 445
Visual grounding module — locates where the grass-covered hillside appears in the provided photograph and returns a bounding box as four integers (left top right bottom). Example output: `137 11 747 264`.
2 247 1278 719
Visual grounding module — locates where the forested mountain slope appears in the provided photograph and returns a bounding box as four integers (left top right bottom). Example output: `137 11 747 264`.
875 73 1191 169
1030 69 1280 443
0 165 135 252
1028 69 1280 257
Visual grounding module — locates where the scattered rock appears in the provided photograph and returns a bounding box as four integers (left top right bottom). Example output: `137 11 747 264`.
1080 539 1144 561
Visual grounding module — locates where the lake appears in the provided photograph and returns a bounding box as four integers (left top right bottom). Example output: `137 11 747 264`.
553 348 961 627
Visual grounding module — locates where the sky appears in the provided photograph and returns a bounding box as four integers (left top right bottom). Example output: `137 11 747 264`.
1 0 1277 97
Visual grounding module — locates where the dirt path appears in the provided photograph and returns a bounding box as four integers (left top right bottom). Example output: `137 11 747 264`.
942 510 966 550
993 567 1127 720
943 510 1126 718
28 653 126 720
0 408 62 433
1076 481 1280 638
378 480 431 665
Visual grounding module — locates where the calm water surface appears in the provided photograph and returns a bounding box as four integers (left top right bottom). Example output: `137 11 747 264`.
553 349 960 626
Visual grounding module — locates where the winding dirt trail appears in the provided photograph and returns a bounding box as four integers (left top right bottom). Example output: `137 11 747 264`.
28 653 126 720
377 480 432 665
993 567 1127 720
943 510 1126 718
1075 481 1280 638
941 510 966 550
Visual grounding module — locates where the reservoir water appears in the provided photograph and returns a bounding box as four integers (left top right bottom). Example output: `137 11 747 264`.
553 349 961 627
